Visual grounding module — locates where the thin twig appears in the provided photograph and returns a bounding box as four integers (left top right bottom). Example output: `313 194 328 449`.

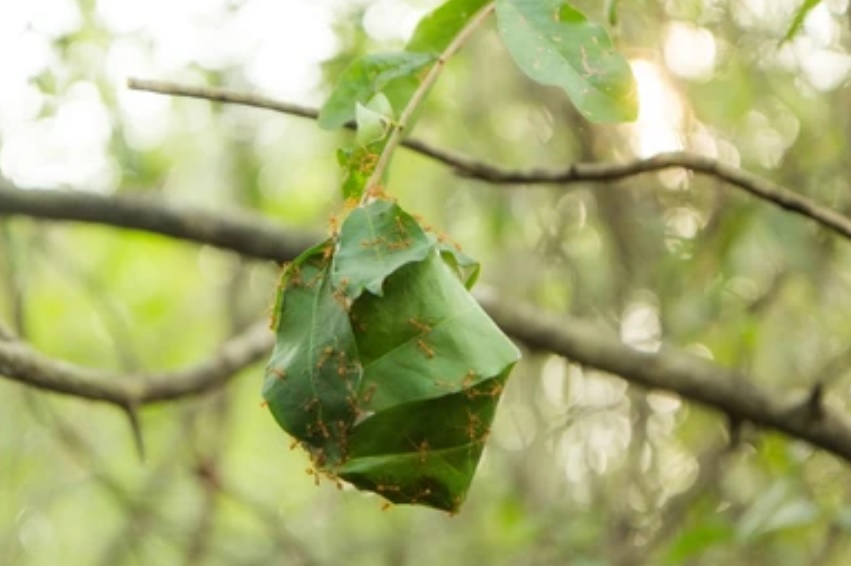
122 401 146 461
362 2 496 195
0 320 272 407
127 78 321 120
126 79 851 244
454 152 851 242
126 78 482 173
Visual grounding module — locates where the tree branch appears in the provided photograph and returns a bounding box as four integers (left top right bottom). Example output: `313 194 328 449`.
3 185 851 463
477 293 851 461
454 151 851 242
126 79 851 243
0 185 318 262
0 321 272 407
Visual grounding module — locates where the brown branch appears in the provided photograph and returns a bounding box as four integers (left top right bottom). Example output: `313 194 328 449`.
0 320 272 407
3 185 851 463
0 184 318 262
127 79 851 243
127 78 322 121
455 152 851 242
126 79 477 172
477 293 851 462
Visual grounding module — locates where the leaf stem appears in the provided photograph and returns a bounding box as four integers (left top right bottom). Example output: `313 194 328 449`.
362 2 496 200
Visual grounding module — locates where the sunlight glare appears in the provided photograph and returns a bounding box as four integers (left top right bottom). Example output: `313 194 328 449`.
627 60 685 158
664 22 716 81
364 0 432 43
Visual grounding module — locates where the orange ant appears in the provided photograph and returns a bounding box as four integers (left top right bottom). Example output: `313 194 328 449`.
412 213 433 232
486 381 504 397
360 237 385 248
394 216 408 236
305 466 322 486
459 409 489 444
462 370 477 389
386 238 412 251
316 346 335 370
414 439 430 464
374 481 401 494
365 184 392 201
409 317 432 334
437 232 463 251
315 419 331 440
417 339 435 359
303 397 320 414
360 382 378 405
332 280 352 312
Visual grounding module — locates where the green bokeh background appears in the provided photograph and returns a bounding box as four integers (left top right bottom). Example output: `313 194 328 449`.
3 1 851 564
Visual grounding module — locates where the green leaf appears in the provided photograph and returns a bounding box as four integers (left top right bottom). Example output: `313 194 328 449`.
318 52 435 130
350 251 518 411
336 143 383 201
436 238 481 289
406 0 493 53
331 200 433 299
264 199 521 512
781 0 822 45
339 378 505 510
664 521 735 565
736 482 820 541
263 241 362 465
354 93 394 147
494 0 637 123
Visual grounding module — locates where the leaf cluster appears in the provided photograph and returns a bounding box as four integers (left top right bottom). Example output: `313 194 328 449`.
263 199 519 511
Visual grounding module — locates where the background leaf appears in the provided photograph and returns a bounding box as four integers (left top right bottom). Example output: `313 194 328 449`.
406 0 493 53
494 0 637 123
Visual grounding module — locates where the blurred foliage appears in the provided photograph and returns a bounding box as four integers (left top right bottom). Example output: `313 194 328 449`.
3 0 851 565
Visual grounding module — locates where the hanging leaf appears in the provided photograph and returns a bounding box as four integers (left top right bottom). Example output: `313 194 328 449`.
318 52 435 130
494 0 637 123
264 199 520 512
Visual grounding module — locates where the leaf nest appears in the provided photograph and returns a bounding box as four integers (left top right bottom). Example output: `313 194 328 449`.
263 199 520 512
